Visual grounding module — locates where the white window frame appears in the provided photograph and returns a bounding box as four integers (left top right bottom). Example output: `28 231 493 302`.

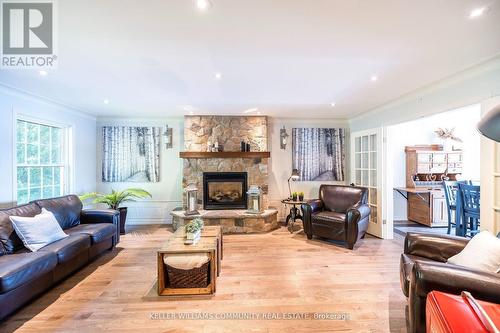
13 114 73 204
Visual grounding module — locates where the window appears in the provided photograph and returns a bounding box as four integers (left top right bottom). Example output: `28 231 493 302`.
16 119 69 204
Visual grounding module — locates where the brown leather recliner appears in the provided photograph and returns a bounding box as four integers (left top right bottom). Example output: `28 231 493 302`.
301 185 371 249
400 232 500 333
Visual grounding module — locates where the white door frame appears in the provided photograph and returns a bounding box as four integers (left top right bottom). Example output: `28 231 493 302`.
350 127 393 239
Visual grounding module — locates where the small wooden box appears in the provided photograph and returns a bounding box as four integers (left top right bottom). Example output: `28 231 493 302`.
157 237 218 296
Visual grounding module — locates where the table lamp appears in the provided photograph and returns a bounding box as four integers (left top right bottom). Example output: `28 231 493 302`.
478 104 500 142
288 169 300 198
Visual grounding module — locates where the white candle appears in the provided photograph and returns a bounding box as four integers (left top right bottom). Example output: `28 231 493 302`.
253 198 259 211
189 196 195 211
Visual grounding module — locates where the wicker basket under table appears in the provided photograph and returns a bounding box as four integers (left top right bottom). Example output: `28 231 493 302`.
157 237 217 296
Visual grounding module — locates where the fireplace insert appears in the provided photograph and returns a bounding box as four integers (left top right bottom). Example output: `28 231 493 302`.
203 172 248 210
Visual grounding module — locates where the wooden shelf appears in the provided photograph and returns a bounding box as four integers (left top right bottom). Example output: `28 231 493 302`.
179 151 271 159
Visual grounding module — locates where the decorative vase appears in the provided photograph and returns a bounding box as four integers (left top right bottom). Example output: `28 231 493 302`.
118 207 127 235
292 194 297 201
298 194 304 201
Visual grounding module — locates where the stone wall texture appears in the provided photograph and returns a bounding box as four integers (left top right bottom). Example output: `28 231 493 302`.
184 116 267 152
182 116 269 209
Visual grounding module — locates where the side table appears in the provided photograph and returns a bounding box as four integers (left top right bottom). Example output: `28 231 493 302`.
281 199 306 233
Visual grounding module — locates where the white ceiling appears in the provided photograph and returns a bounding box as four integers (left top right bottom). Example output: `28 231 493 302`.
1 0 500 118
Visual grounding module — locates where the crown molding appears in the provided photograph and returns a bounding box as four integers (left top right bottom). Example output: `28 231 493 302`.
349 53 500 123
0 82 97 121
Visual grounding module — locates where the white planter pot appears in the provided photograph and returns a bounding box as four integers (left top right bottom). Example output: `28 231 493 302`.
186 230 201 240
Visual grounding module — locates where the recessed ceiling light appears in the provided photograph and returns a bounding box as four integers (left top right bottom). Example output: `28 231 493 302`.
182 105 196 112
469 7 487 18
243 108 258 114
196 0 211 11
215 72 222 79
189 111 194 115
330 102 336 107
39 70 48 76
103 99 110 104
257 111 261 115
371 75 378 82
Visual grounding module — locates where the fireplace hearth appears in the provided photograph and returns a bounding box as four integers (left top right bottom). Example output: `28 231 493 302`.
203 172 248 210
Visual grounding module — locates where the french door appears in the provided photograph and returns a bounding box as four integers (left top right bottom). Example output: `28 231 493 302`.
350 128 389 238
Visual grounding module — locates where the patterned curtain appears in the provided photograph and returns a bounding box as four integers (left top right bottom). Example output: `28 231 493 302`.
102 126 161 182
292 128 345 181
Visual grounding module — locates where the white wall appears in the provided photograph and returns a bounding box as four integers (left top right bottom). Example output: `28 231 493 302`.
0 85 97 208
389 104 481 220
96 118 184 224
267 117 349 219
480 96 500 234
95 116 349 224
349 55 500 233
350 55 500 131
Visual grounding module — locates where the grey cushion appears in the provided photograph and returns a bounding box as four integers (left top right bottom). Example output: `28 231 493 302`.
38 234 90 264
66 224 116 244
0 203 41 254
0 252 57 293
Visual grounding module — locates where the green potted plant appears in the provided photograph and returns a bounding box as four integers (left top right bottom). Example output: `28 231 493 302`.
80 188 152 235
292 192 298 201
185 217 204 241
298 191 304 201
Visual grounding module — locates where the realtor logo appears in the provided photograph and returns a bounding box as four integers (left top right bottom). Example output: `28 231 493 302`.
1 1 57 68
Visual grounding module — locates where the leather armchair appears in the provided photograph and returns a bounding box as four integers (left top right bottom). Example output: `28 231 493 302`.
400 232 500 333
301 185 370 249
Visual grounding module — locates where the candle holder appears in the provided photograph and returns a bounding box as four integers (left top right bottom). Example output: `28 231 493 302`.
184 184 199 216
246 185 263 214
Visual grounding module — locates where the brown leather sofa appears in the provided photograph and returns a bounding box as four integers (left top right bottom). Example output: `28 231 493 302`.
0 195 120 320
400 232 500 333
301 185 371 249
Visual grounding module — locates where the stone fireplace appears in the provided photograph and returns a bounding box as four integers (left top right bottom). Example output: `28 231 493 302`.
172 115 279 234
203 172 248 210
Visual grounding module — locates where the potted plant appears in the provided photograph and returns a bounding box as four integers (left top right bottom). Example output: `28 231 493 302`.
298 192 304 201
185 217 204 241
80 188 152 235
292 192 298 201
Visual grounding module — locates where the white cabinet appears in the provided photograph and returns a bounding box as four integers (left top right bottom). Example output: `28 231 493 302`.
431 192 448 226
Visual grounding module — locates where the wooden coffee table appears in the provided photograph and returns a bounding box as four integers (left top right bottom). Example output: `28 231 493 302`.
157 237 218 296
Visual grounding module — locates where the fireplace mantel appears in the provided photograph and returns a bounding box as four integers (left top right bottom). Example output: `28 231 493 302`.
179 151 270 159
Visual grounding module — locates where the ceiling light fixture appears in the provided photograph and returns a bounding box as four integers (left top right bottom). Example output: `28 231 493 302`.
196 0 211 11
371 75 378 82
103 99 110 104
39 70 48 76
189 111 194 115
257 111 261 115
214 72 222 79
330 102 336 107
243 108 259 114
469 7 487 18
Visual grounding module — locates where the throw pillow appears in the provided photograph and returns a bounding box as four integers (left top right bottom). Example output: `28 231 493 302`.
9 208 68 252
447 230 500 274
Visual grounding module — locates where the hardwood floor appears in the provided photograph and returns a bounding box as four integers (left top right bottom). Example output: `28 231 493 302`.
1 226 407 333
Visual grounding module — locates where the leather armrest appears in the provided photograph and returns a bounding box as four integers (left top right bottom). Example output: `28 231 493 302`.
305 199 323 213
81 209 120 244
347 203 370 223
81 209 119 224
404 233 468 262
411 260 500 302
301 199 323 236
408 261 500 333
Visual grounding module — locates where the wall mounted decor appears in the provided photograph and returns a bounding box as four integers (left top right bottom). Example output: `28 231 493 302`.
102 126 161 182
280 126 289 149
292 128 346 181
163 125 173 149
